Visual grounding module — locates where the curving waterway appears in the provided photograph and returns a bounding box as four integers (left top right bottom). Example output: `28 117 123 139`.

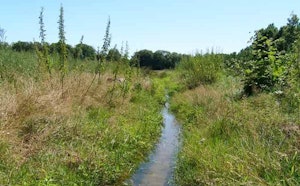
128 100 181 186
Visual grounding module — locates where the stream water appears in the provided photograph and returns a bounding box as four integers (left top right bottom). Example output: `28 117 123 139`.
128 101 181 186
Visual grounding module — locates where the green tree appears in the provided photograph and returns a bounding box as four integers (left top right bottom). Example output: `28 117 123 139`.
131 49 181 70
225 13 300 101
261 23 278 39
12 41 35 52
168 52 181 68
107 46 121 62
243 30 282 95
74 43 96 60
153 50 166 70
275 14 300 53
286 13 300 49
131 50 154 68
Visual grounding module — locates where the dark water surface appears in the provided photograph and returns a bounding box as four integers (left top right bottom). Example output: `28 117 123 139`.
128 102 181 186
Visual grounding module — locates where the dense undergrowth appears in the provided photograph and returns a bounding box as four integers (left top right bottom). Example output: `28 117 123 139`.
170 19 300 184
1 47 299 186
171 64 299 185
0 49 166 185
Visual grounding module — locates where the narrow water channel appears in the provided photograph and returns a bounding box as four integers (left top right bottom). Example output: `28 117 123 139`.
128 100 181 186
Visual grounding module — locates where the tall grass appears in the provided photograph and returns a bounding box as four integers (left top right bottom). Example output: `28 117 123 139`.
171 75 299 185
0 48 165 185
176 54 223 89
0 49 38 80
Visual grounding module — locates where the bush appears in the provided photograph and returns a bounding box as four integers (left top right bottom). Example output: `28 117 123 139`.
177 54 222 89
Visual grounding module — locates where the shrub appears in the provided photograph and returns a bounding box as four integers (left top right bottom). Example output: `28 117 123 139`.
177 54 222 89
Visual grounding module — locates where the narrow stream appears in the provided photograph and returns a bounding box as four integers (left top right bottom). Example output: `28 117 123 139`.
128 100 181 186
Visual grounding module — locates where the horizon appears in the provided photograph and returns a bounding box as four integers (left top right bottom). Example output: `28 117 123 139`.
0 0 299 55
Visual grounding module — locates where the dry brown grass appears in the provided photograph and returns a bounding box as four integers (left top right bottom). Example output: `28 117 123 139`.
0 70 152 167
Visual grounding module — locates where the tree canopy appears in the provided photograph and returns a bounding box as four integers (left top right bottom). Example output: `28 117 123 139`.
226 13 300 95
131 49 182 70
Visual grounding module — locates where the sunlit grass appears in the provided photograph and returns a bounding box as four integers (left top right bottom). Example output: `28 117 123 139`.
171 75 299 185
0 49 165 185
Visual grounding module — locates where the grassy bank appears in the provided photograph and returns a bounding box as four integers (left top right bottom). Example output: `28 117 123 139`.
0 49 165 185
1 48 299 185
171 75 299 185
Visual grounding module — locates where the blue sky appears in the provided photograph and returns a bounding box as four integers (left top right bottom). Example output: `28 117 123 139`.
0 0 299 55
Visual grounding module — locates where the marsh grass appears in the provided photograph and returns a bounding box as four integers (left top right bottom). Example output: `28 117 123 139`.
0 49 165 185
171 75 299 185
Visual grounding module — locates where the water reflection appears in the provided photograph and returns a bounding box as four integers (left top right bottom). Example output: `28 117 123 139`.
128 101 180 186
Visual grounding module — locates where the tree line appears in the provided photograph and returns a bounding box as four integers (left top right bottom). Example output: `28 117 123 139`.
130 49 183 70
1 40 184 70
3 41 99 61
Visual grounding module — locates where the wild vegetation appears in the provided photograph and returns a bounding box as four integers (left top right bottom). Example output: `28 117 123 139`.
0 5 299 186
0 7 167 185
171 14 299 185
